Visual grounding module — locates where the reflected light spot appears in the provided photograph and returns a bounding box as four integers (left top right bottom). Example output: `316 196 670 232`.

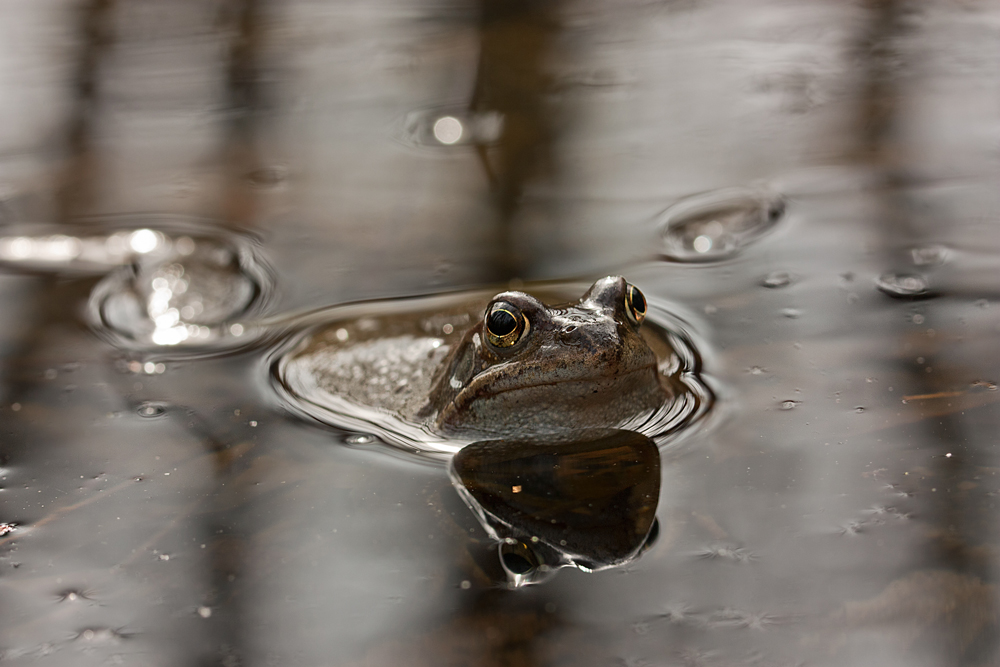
40 235 81 261
174 236 196 256
433 116 463 145
130 229 159 254
105 233 129 257
3 237 34 259
151 325 189 346
229 323 244 336
693 235 713 254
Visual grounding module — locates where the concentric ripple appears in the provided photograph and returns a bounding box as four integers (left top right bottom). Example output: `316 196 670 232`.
86 219 276 355
269 283 713 459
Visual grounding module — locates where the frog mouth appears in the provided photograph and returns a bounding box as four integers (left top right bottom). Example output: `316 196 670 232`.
440 361 663 422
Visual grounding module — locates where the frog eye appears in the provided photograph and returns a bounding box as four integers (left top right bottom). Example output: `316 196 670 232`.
484 301 529 348
624 284 647 326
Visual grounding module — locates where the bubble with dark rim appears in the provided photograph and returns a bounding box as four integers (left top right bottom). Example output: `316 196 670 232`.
344 433 378 445
875 273 931 299
761 271 793 288
659 188 786 262
136 401 168 418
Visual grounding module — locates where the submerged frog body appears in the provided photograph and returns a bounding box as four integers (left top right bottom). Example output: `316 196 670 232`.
275 277 706 452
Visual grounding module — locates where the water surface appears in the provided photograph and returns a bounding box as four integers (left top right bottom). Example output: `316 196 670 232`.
0 1 998 666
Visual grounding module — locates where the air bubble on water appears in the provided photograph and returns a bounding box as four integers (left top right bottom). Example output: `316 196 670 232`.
432 116 464 145
761 271 793 288
747 366 767 375
659 188 785 262
57 587 98 603
693 545 757 563
344 433 377 445
910 244 949 267
781 308 801 319
396 105 504 148
971 380 997 391
75 627 127 644
854 406 865 413
875 273 929 299
779 400 800 410
247 165 288 189
136 402 167 418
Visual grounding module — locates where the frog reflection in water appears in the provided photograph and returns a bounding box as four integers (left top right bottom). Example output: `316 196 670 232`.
281 276 686 441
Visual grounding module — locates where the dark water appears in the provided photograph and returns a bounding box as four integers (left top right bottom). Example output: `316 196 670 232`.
1 1 999 665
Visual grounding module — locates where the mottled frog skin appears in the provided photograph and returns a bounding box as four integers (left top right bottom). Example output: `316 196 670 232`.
277 277 689 443
420 276 668 436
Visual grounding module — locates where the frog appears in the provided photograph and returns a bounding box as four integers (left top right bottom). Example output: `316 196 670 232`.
418 276 667 435
274 276 706 454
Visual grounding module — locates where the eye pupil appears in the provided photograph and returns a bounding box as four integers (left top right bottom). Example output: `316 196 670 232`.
626 284 647 325
630 286 646 314
488 310 517 336
484 302 528 348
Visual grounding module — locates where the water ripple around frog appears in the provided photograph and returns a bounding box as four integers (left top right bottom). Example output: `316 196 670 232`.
269 281 713 459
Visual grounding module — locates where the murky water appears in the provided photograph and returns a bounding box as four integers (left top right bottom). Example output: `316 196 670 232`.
1 1 999 666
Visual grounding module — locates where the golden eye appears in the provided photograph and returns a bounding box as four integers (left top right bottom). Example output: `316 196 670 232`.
625 284 647 326
484 302 529 348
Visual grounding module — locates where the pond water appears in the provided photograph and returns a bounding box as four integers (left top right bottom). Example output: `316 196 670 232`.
1 1 998 666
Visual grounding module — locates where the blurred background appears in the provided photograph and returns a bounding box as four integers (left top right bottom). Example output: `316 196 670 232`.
0 0 998 665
